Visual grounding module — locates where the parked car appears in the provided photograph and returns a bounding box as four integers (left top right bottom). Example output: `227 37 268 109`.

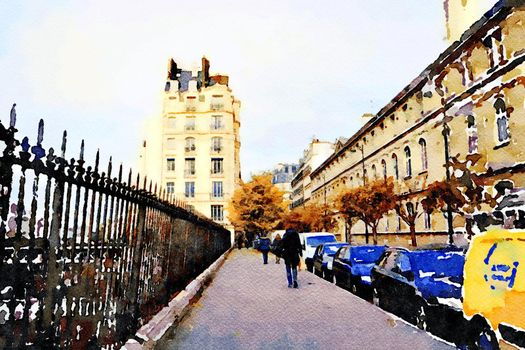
332 245 386 297
299 232 337 272
312 242 349 282
371 246 498 349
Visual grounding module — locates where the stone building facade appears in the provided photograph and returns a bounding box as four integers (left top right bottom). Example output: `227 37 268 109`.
309 1 525 243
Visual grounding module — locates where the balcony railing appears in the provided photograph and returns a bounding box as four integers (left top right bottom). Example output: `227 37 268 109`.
185 146 196 153
210 147 222 154
184 169 196 177
210 124 224 130
186 105 197 112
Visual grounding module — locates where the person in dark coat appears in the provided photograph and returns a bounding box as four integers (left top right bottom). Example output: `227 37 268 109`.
258 237 271 264
271 234 282 264
281 229 302 288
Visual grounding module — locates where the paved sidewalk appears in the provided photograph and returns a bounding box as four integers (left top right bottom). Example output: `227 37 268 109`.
157 249 453 350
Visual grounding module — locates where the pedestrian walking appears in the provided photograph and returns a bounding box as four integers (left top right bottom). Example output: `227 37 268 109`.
271 234 282 264
281 228 302 288
258 237 271 264
236 233 244 250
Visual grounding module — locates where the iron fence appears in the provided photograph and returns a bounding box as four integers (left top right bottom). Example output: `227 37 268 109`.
0 105 231 348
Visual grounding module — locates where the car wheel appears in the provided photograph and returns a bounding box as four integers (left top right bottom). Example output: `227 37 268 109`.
306 263 313 273
372 287 380 307
324 270 333 283
465 317 499 350
414 302 427 331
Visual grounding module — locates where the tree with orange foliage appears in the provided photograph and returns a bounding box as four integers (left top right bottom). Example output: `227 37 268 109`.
227 174 287 237
282 203 337 233
394 199 423 247
338 178 395 245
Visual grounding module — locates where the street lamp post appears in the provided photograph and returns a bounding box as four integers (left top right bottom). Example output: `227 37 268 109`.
351 144 369 243
442 122 454 244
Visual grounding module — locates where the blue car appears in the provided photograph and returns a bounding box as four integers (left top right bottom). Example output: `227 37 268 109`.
371 247 498 349
332 245 386 297
312 242 349 282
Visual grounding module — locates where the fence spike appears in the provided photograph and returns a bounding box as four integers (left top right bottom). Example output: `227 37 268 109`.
143 176 147 190
136 173 140 189
149 180 152 193
154 183 157 196
9 103 16 128
128 168 132 188
61 130 67 157
118 163 123 183
37 119 44 145
95 149 100 173
80 140 85 161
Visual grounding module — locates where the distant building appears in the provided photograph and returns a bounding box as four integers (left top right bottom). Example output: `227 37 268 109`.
271 163 299 201
140 57 241 228
290 139 336 209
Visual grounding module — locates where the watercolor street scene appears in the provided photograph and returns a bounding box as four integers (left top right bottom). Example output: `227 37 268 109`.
1 0 525 349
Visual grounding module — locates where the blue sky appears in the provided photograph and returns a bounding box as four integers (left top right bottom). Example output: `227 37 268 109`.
0 1 494 180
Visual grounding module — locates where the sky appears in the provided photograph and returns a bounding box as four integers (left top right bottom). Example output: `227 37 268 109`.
0 1 496 181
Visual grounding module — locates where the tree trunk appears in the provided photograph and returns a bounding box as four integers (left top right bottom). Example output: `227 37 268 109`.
372 225 378 245
410 222 417 247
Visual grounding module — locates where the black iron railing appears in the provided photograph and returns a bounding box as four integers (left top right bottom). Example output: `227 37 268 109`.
0 105 231 348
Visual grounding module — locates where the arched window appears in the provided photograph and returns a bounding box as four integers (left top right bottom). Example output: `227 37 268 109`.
494 98 510 143
419 138 428 171
404 146 412 177
392 154 399 180
363 169 368 184
406 202 414 216
381 159 387 180
467 115 478 154
371 164 377 180
185 137 196 152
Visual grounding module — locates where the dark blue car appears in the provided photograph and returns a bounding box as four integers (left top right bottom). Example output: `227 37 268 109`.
332 245 386 297
371 247 498 349
312 242 349 282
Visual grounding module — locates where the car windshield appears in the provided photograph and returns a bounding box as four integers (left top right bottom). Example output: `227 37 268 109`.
411 251 465 278
323 243 347 255
350 246 386 264
307 235 336 246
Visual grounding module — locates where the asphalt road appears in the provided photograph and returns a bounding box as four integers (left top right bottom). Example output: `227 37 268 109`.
157 249 453 350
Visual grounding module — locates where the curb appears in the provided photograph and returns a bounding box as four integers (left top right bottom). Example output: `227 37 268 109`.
123 248 233 350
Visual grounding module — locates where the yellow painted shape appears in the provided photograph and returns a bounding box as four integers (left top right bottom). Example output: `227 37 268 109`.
464 229 525 330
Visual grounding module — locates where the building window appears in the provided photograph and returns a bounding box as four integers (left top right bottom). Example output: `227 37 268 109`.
211 158 224 174
166 182 175 194
167 118 176 129
363 169 368 184
166 158 175 172
199 95 205 102
396 213 401 231
185 116 196 131
494 98 510 144
392 153 399 180
185 182 195 198
211 115 223 130
211 137 223 153
419 138 428 171
404 146 412 177
467 115 478 154
166 138 176 149
381 159 387 180
211 205 224 221
212 181 223 198
185 137 196 152
371 164 377 180
185 158 196 176
424 211 431 230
